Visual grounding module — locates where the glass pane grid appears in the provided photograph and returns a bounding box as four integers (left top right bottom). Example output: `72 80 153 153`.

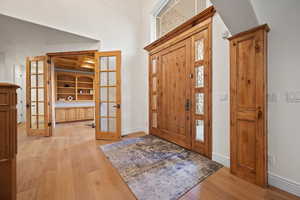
195 66 204 88
195 120 204 142
195 93 204 115
99 56 117 133
195 39 204 61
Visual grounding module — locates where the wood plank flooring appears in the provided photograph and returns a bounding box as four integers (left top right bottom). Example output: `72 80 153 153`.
17 122 300 200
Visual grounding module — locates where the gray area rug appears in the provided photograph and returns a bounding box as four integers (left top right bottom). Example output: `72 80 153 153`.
100 135 222 200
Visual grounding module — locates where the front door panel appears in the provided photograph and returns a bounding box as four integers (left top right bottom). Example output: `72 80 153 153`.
157 39 192 148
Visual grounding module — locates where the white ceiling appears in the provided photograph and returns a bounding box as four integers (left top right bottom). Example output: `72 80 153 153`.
0 14 98 51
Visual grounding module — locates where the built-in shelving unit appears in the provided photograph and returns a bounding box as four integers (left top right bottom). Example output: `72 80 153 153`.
56 71 94 102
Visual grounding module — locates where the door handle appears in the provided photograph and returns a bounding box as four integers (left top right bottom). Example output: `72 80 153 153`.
113 104 121 109
257 110 263 119
185 99 190 111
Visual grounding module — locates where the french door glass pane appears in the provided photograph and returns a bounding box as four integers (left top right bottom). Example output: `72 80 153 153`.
108 103 116 117
108 118 116 132
31 61 37 74
31 102 37 115
100 57 108 70
108 72 116 86
37 61 44 73
108 87 116 101
38 89 44 101
31 89 37 101
195 39 204 61
100 118 108 132
100 87 107 101
100 72 108 86
195 120 204 142
37 75 44 87
31 75 37 87
108 56 116 70
196 93 204 115
100 103 108 117
195 66 204 88
38 102 44 115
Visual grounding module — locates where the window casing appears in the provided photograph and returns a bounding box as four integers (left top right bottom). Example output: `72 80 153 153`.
156 0 207 38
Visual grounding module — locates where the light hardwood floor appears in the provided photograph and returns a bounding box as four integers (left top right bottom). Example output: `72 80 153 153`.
17 122 300 200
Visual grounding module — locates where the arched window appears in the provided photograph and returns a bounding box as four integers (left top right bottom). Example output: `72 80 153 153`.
156 0 207 38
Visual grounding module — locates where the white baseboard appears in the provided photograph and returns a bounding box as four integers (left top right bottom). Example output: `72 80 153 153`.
212 152 230 167
269 172 300 197
212 152 300 197
121 128 148 136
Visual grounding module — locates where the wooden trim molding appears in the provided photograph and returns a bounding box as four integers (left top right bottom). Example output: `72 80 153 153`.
228 24 270 41
47 50 98 57
144 6 216 51
0 83 20 88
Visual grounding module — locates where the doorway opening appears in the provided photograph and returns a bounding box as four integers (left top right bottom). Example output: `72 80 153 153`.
25 50 122 140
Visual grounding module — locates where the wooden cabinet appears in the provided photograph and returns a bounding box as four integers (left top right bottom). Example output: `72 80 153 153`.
229 24 269 187
55 107 94 123
0 83 19 200
144 7 215 158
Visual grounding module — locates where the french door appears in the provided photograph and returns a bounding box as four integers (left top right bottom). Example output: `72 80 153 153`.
26 56 52 136
95 51 121 140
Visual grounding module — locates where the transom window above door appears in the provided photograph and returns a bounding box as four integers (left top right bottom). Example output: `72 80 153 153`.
156 0 207 38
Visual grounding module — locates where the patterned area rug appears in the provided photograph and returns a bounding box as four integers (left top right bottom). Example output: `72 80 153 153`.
100 135 222 200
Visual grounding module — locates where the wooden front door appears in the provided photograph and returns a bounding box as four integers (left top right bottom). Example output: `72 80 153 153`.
95 51 121 140
190 25 212 158
229 25 269 187
26 56 52 136
157 39 192 149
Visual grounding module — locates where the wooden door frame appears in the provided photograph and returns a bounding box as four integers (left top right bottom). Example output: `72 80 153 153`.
46 50 97 129
146 19 213 159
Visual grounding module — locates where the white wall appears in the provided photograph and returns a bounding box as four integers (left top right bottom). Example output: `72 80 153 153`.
0 2 148 135
211 0 258 35
250 0 300 192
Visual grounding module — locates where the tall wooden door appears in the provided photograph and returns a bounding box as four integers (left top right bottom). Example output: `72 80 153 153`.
95 51 121 140
190 25 212 158
26 56 52 136
156 39 192 149
229 25 269 187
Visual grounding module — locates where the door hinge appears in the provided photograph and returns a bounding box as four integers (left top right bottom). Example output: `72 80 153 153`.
48 122 52 127
47 59 51 64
